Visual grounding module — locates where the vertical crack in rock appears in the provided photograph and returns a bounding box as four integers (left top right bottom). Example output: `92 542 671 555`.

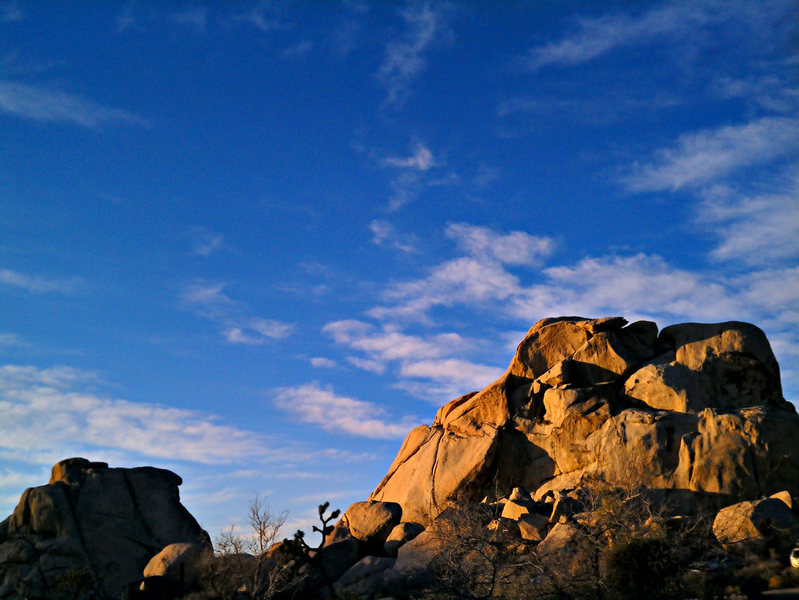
428 431 444 515
120 470 158 552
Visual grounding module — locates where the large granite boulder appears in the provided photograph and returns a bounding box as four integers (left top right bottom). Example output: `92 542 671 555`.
712 497 799 552
0 458 211 599
625 322 783 413
342 501 402 549
370 318 799 524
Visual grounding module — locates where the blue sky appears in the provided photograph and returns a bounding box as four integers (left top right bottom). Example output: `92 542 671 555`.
1 0 797 537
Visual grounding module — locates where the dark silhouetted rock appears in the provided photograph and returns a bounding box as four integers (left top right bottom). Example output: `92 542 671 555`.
0 458 210 599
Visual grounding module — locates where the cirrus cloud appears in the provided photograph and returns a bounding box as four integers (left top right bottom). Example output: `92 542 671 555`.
274 383 420 439
0 80 148 128
623 117 799 192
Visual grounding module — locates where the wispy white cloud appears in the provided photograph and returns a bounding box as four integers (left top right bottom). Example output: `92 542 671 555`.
324 320 502 402
181 281 294 345
274 383 419 439
495 92 682 129
445 223 554 266
346 356 386 374
0 333 21 346
116 2 138 32
223 319 294 345
379 143 454 211
188 227 225 257
370 256 522 321
361 224 745 326
369 219 417 253
0 80 148 128
281 40 314 59
0 332 33 353
181 281 237 309
398 358 503 392
697 178 799 265
229 4 283 32
473 165 501 188
387 171 422 211
310 357 337 369
0 468 43 491
710 74 799 114
378 2 450 107
0 364 269 464
623 117 799 192
525 3 713 71
325 320 465 362
0 268 81 294
365 140 457 211
734 268 799 333
508 254 739 323
384 143 436 171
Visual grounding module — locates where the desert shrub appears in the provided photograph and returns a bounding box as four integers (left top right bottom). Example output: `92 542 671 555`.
188 494 290 600
421 502 540 600
605 537 679 600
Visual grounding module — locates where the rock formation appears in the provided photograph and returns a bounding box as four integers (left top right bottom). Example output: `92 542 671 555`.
3 317 797 600
308 317 799 599
0 457 210 599
369 317 799 523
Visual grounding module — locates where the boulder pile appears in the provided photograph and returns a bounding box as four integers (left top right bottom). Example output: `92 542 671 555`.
370 317 798 523
0 457 210 599
308 317 799 598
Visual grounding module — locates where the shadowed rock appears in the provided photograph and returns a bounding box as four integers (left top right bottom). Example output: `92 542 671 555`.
0 458 210 599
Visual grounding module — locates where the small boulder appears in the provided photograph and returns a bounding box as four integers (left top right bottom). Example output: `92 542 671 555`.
536 521 579 555
394 530 440 587
333 555 395 598
384 522 424 556
142 542 209 586
319 537 359 581
770 490 794 510
344 501 402 549
501 499 532 521
549 492 583 524
517 513 549 542
509 318 596 380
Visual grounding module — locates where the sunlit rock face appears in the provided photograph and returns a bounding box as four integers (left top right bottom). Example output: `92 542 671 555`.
369 317 799 524
0 457 210 599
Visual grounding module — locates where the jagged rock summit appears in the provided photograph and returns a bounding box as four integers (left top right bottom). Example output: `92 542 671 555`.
370 317 799 524
0 457 210 599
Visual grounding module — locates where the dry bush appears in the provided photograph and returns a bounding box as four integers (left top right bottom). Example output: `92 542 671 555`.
419 502 541 600
420 458 723 600
187 494 292 600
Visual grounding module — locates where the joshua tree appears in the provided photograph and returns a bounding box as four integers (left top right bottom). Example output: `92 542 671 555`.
291 501 341 597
